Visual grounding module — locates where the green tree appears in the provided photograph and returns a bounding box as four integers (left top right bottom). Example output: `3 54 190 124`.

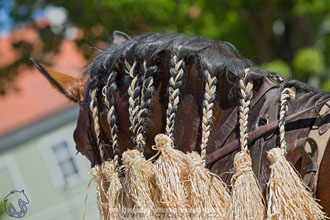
1 0 329 93
0 199 5 219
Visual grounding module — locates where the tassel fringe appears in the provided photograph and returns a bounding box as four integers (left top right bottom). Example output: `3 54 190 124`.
229 151 265 220
266 148 326 220
185 151 230 219
120 149 156 218
90 161 122 220
152 134 188 215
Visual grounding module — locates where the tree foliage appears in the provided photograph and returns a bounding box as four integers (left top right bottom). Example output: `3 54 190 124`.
1 0 329 93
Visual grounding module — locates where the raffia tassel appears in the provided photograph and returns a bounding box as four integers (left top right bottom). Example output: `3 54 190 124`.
152 134 188 215
230 151 265 220
119 149 156 218
90 165 108 219
266 148 326 220
101 160 122 220
185 152 230 219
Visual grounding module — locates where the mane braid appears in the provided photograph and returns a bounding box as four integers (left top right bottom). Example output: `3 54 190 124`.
239 68 254 152
135 60 157 152
89 88 106 161
200 69 217 165
279 87 296 153
165 48 185 141
103 70 120 168
125 60 143 151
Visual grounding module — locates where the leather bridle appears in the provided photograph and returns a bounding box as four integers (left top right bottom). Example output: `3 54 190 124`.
206 92 330 166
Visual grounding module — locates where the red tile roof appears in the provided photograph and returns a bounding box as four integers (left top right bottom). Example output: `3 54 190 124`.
0 27 87 136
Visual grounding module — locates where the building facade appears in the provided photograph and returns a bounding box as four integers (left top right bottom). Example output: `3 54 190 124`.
0 25 99 220
0 107 99 220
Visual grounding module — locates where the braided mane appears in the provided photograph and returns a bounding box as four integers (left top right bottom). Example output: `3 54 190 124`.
84 32 330 164
86 33 329 96
85 33 271 89
69 32 330 219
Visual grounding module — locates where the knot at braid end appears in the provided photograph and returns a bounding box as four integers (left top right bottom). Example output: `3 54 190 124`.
233 151 252 171
122 149 145 167
267 147 285 164
154 133 173 149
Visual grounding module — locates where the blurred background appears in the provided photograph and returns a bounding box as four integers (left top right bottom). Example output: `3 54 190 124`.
0 0 329 219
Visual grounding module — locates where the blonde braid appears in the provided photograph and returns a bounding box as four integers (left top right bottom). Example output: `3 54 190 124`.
89 88 105 161
165 48 185 141
279 87 296 153
125 60 142 150
136 60 157 152
200 69 217 165
102 70 120 168
239 68 254 152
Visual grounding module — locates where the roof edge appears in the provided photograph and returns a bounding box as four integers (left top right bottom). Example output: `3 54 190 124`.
0 106 79 152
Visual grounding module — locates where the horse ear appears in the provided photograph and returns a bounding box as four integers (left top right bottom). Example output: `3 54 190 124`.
112 30 131 45
31 58 87 103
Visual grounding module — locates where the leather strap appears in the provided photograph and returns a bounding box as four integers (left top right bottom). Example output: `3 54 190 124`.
210 77 279 155
309 100 330 193
206 97 330 166
252 87 281 178
295 137 319 190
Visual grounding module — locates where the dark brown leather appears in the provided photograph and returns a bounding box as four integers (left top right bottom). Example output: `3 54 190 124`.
206 97 330 165
295 137 319 191
251 87 281 179
208 77 279 161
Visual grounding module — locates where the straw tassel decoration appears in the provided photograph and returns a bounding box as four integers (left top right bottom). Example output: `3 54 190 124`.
102 161 122 219
184 69 230 219
266 87 326 220
120 150 155 217
185 152 230 219
90 88 121 219
152 49 189 215
90 165 108 219
117 60 156 217
229 68 265 220
153 134 188 215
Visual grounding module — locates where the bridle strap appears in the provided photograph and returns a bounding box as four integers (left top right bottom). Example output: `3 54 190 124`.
206 97 330 166
211 77 280 155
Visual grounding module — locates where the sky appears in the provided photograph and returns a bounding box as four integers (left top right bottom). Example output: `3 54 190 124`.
0 0 46 37
0 0 14 36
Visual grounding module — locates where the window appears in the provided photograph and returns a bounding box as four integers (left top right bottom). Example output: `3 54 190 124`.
39 128 89 189
52 141 80 185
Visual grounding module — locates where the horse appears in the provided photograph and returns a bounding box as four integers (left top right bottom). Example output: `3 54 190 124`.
32 30 330 217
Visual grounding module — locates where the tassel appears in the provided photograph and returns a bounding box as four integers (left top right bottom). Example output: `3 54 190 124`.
266 87 326 220
90 165 105 218
90 161 122 220
153 134 188 215
229 151 265 220
90 164 108 219
185 151 230 219
266 148 326 220
229 68 265 220
102 160 122 219
119 149 156 218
